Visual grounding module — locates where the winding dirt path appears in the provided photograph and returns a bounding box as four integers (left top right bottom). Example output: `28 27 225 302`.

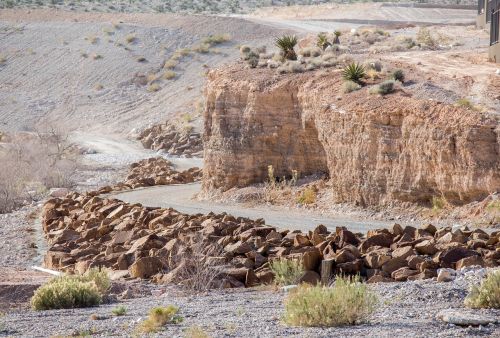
110 182 395 232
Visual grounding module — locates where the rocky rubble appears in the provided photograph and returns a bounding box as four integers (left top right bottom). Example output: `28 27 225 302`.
138 121 203 157
41 194 500 287
90 157 202 195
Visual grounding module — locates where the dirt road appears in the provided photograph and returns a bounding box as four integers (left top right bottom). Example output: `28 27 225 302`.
110 182 396 232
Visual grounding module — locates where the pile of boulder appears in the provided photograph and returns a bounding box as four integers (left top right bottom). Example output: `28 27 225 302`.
138 122 203 157
91 157 202 195
41 194 500 287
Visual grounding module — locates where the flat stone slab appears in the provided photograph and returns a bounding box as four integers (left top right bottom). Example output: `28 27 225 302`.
437 309 499 326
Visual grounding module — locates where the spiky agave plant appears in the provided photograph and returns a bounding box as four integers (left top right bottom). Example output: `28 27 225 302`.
342 62 366 84
333 30 342 44
275 35 298 60
316 32 331 51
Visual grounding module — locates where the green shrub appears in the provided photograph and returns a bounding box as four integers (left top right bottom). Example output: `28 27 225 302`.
465 271 500 309
342 63 365 84
369 80 396 95
270 258 304 286
112 306 127 316
391 69 405 82
31 268 110 310
240 45 251 54
283 277 377 327
31 277 101 310
342 80 361 93
431 196 446 211
139 306 183 333
275 35 298 60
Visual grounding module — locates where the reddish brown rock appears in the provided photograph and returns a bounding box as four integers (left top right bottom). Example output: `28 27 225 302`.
128 257 163 279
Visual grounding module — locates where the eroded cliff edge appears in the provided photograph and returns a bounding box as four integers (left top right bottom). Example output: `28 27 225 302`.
202 65 500 206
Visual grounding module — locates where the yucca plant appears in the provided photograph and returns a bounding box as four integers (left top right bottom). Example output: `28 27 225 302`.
275 35 298 60
333 30 342 44
316 32 331 51
342 63 365 84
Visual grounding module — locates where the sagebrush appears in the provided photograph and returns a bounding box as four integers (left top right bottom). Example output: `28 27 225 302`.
464 271 500 309
31 268 110 310
283 276 377 327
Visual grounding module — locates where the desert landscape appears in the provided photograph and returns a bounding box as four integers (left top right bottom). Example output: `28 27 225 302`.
0 0 499 337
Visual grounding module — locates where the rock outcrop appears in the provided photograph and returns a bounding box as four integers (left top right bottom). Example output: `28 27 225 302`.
138 121 203 157
42 194 500 287
92 157 202 194
203 66 500 206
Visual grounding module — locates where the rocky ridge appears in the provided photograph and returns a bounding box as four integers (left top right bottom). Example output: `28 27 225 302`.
91 157 202 195
138 121 203 157
42 192 500 287
202 65 500 207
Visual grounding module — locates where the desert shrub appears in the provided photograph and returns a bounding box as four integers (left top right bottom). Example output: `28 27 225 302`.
202 34 231 46
239 45 251 54
184 326 211 338
365 69 380 81
416 27 437 49
31 277 102 310
125 33 136 44
136 56 147 62
369 80 396 95
342 80 361 93
163 71 176 80
263 165 298 203
456 98 475 110
112 306 127 316
431 196 446 211
317 32 331 50
283 277 377 327
366 60 382 72
342 63 365 84
297 187 317 205
31 269 110 310
0 55 7 64
139 306 183 333
464 271 500 309
0 126 76 213
148 83 161 92
270 258 304 286
170 233 224 291
193 43 210 53
391 69 405 82
275 35 298 60
164 59 178 69
91 53 102 60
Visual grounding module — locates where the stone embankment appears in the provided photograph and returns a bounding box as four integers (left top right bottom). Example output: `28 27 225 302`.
202 65 500 206
92 157 202 195
42 193 500 287
138 121 203 157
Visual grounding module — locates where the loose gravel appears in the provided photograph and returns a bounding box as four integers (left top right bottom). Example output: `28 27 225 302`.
2 276 499 338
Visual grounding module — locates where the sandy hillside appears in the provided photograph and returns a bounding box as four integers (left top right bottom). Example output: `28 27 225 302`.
0 10 286 135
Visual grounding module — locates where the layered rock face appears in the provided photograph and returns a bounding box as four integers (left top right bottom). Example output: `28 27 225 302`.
203 66 500 206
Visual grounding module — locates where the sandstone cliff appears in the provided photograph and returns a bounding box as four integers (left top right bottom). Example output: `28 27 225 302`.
203 66 500 206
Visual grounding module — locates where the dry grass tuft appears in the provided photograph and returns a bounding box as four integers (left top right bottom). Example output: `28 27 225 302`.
297 187 317 205
112 306 127 316
283 276 377 327
163 71 176 80
139 306 183 333
125 33 136 44
148 83 161 92
184 326 211 338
